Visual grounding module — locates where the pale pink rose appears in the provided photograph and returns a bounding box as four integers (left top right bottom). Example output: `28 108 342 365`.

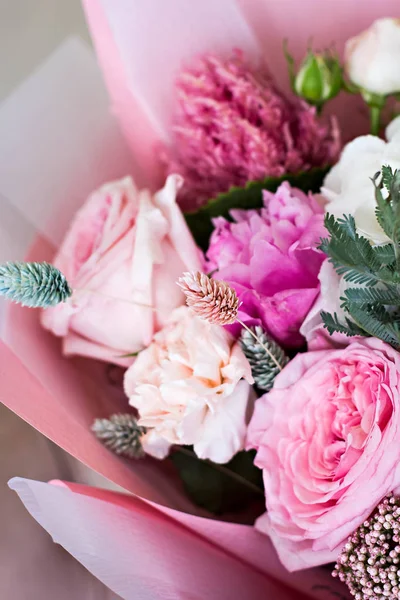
41 175 203 366
124 306 255 464
247 338 400 571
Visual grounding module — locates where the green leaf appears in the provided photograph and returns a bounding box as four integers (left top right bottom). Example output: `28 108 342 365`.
320 214 393 286
185 166 329 249
170 447 264 515
345 303 400 347
118 351 140 358
374 181 394 240
371 243 396 265
321 311 365 338
381 164 395 192
342 286 400 307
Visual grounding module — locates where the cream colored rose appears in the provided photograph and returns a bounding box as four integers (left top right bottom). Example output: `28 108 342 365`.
322 118 400 245
345 18 400 96
124 306 255 464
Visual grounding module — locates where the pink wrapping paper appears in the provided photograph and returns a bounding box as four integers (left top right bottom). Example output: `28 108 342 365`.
4 1 400 597
9 478 307 600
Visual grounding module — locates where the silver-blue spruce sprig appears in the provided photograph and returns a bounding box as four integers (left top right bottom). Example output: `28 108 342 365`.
92 413 146 459
0 261 72 308
240 326 288 392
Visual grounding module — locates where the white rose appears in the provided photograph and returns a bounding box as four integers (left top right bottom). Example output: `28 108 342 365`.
124 306 255 464
345 18 400 96
322 117 400 244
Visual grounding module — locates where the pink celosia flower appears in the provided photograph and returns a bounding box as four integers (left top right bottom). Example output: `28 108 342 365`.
206 182 326 348
164 51 340 210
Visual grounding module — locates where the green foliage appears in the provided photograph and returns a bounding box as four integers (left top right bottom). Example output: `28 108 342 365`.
185 166 329 249
321 312 365 338
0 261 72 308
320 166 400 348
319 214 394 286
373 166 400 246
240 326 288 392
170 448 264 515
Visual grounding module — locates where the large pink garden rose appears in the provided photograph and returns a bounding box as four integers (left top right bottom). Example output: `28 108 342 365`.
41 175 203 365
206 182 326 347
247 338 400 571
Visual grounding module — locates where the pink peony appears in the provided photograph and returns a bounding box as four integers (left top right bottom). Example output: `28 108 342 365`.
247 338 400 571
206 182 326 348
124 306 254 464
41 175 203 366
164 51 340 210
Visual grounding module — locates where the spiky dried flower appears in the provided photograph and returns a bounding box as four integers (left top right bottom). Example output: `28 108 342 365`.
177 271 240 326
240 326 288 391
332 495 400 599
92 413 146 459
0 261 72 308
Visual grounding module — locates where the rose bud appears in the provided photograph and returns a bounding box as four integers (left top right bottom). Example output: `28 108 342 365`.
286 46 342 108
295 52 342 106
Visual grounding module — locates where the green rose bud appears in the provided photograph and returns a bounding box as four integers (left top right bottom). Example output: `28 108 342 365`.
294 52 342 106
285 45 343 109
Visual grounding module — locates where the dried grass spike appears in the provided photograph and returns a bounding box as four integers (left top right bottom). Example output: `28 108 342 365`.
178 271 240 325
92 413 146 459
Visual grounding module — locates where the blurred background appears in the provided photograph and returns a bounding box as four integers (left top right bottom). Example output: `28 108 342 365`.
0 1 119 597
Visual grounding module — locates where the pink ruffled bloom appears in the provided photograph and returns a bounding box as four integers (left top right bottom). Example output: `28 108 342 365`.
247 338 400 571
41 175 203 366
164 51 340 210
206 182 326 348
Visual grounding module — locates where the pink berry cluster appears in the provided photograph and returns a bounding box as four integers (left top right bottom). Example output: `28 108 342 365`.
333 496 400 599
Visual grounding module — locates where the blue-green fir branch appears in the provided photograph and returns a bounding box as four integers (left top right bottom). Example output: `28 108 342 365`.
240 326 288 392
0 261 72 308
320 167 400 348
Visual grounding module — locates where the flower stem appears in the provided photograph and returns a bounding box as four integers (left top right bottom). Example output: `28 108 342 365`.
173 446 264 496
237 318 283 371
369 105 382 136
76 288 158 311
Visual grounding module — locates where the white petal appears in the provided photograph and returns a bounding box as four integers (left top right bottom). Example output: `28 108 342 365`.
193 380 255 464
386 115 400 143
141 429 171 459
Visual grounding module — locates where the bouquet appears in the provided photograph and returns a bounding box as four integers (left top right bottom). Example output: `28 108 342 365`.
3 2 400 599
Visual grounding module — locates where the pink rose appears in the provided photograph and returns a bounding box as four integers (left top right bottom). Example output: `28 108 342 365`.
124 306 255 463
247 338 400 571
41 175 203 365
206 182 326 347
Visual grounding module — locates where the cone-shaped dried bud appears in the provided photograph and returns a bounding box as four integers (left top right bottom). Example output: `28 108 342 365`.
177 271 240 326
